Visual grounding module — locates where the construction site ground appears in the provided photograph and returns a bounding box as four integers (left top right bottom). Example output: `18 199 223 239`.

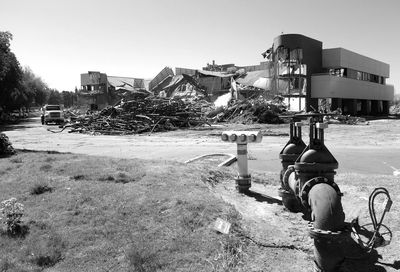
3 117 400 176
2 117 400 271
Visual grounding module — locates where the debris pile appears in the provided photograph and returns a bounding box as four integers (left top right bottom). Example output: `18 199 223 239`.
325 114 368 125
209 97 286 124
390 103 400 115
68 97 209 134
0 133 16 157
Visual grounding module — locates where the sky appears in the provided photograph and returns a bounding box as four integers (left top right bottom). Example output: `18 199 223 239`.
1 0 399 93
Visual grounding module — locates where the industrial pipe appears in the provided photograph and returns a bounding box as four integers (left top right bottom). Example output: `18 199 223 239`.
281 115 346 271
278 119 306 212
308 183 345 272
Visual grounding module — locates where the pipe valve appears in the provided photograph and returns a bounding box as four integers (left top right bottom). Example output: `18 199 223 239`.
315 122 328 129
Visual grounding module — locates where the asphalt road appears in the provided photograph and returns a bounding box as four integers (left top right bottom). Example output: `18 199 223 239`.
2 117 400 176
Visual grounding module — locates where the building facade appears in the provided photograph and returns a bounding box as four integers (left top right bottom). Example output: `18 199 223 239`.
268 34 394 114
79 71 148 109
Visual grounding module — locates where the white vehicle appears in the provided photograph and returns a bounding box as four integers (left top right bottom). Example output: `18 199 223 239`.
41 105 64 125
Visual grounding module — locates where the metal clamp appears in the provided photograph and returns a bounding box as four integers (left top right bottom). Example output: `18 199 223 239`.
300 177 342 210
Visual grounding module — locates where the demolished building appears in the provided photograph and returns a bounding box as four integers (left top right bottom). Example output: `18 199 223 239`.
79 71 150 109
264 33 394 115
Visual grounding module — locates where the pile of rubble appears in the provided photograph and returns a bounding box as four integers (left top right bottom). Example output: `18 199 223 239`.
209 97 286 124
68 97 209 135
325 114 368 125
390 103 400 115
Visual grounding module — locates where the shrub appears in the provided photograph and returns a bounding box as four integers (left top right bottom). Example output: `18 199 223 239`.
26 230 66 268
125 238 162 272
72 174 85 180
0 133 16 157
39 164 52 171
30 183 53 195
0 198 24 235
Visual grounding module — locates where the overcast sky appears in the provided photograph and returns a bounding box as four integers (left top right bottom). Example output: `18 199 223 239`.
1 0 399 92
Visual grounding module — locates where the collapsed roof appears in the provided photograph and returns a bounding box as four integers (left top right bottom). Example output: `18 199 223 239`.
235 70 271 90
107 76 150 93
162 74 207 98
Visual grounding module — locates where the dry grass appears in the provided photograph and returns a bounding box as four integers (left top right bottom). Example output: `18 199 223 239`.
0 151 245 272
2 150 397 271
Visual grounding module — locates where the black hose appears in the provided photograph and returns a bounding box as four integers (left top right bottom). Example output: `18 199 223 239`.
351 187 392 252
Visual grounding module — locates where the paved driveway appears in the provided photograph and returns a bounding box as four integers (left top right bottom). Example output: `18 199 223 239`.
2 117 400 176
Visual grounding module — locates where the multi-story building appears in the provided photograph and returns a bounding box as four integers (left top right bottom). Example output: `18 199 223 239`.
267 34 394 114
79 71 148 109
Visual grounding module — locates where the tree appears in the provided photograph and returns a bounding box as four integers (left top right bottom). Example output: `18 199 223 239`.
47 89 63 105
62 91 76 108
21 66 49 106
0 31 24 111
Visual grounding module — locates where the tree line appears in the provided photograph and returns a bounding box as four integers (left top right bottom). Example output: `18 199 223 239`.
0 31 76 112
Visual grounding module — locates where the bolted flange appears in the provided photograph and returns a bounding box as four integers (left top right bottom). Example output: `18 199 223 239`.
308 222 347 243
235 175 251 193
300 177 342 211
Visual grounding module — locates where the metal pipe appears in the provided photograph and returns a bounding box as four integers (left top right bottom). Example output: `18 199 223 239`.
308 183 345 272
237 143 249 178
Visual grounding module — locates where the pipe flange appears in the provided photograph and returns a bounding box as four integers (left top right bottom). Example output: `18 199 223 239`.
282 165 295 191
300 177 342 210
308 222 346 243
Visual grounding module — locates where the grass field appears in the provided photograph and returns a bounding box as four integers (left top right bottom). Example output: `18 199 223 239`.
1 150 399 272
0 150 246 272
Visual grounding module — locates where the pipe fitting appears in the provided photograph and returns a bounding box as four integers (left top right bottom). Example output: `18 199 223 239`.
307 183 346 272
221 131 262 193
282 165 296 191
300 177 342 212
235 175 251 193
279 165 303 212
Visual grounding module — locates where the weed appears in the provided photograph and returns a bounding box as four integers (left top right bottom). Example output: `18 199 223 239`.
99 175 115 182
125 237 163 272
45 157 54 162
0 256 16 271
28 220 49 230
181 205 207 232
202 170 232 187
212 235 246 272
39 164 52 172
30 183 53 195
115 172 135 184
10 158 22 163
26 230 66 268
99 172 136 184
46 151 61 154
72 174 85 180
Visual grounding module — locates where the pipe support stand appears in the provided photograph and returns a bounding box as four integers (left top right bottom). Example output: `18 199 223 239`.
236 144 248 178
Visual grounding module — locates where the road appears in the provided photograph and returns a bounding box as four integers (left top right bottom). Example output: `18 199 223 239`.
2 117 400 175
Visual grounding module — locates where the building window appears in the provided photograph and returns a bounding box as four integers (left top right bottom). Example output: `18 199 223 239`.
356 71 362 80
